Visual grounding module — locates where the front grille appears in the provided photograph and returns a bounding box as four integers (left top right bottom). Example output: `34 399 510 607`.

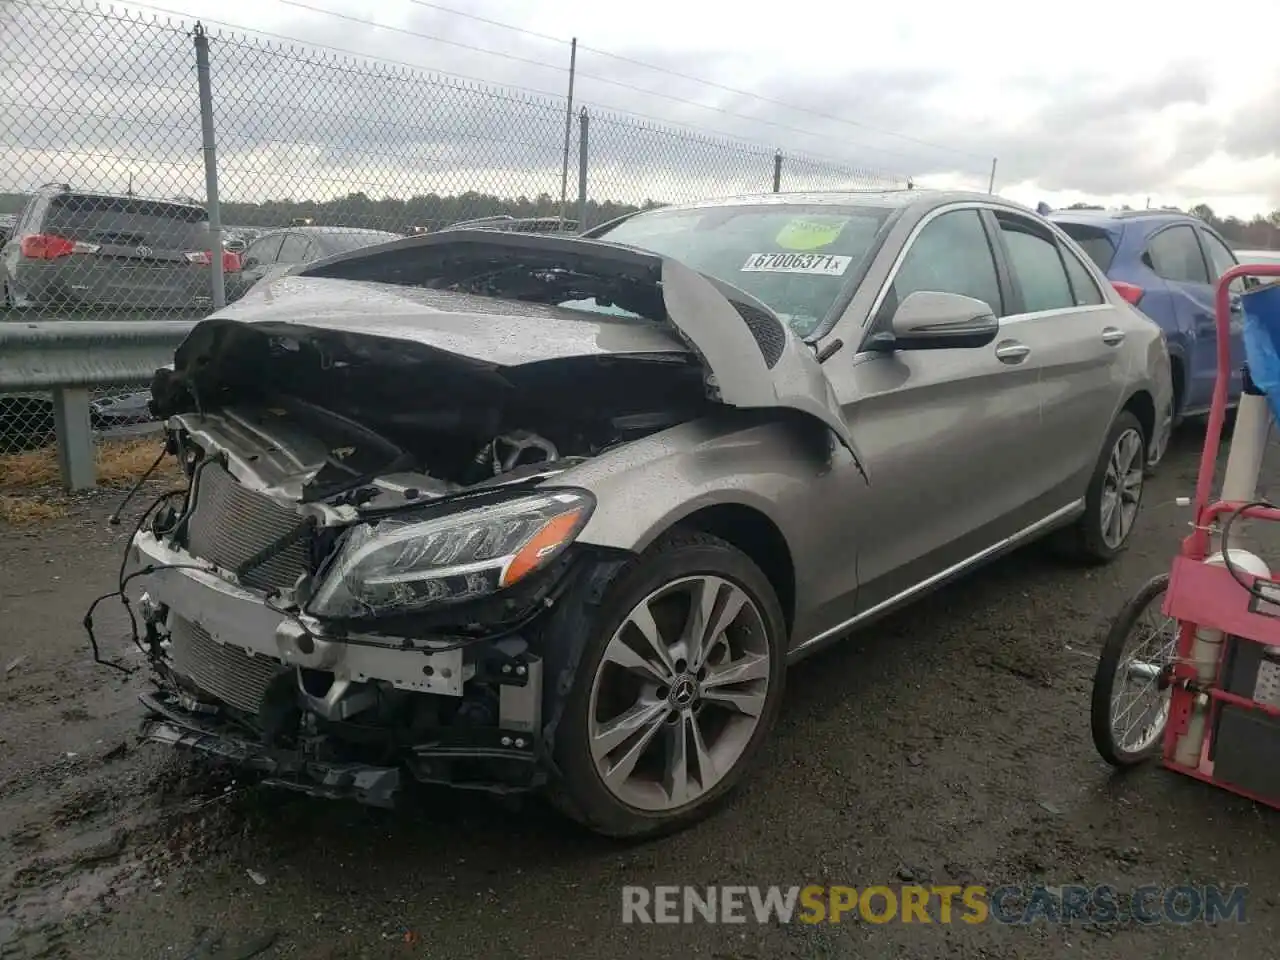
185 461 310 592
168 616 284 715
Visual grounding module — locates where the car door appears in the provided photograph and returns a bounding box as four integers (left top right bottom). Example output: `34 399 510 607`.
1145 223 1226 410
835 205 1046 614
1198 228 1247 393
988 210 1128 504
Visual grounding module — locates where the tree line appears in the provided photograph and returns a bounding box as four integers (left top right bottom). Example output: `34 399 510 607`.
0 190 649 233
3 189 1277 249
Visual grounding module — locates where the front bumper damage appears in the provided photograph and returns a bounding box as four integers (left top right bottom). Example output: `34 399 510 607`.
129 529 555 806
141 689 403 807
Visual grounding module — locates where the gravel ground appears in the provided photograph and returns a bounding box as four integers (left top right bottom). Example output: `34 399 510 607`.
2 429 1279 959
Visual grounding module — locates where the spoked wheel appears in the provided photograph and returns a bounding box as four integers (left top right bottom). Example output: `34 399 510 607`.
1090 573 1177 766
551 531 787 838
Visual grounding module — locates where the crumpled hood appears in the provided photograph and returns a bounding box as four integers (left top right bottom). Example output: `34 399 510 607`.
171 230 863 473
215 274 690 368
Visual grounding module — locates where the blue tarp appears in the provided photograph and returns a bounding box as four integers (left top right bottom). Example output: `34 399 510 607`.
1241 282 1280 424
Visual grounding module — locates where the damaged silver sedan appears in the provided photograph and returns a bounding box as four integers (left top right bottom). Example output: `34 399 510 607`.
116 191 1172 837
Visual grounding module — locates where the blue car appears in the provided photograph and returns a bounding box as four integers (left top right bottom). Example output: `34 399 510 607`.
1049 210 1246 440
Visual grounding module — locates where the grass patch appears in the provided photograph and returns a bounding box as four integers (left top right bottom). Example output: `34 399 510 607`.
0 494 68 523
0 437 182 491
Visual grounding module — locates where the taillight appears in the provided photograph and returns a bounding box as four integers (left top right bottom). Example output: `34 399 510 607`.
20 234 98 259
186 250 242 272
1112 281 1144 306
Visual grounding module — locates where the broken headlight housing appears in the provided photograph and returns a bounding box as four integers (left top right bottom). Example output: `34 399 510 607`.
307 489 594 619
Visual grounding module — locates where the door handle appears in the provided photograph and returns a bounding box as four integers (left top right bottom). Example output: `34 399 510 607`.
1101 327 1126 346
995 340 1030 364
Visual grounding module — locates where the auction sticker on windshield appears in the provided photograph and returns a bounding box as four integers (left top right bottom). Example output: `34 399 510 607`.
741 252 852 276
775 218 846 251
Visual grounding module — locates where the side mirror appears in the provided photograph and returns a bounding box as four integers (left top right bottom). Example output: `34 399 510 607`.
868 290 1000 351
241 256 259 270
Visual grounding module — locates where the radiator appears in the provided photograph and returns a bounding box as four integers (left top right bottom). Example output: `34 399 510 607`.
185 460 310 593
168 615 284 715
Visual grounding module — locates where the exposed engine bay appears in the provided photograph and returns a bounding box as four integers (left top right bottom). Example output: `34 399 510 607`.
122 309 717 806
151 311 713 497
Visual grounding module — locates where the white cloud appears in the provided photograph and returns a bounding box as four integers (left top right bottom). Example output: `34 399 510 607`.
3 0 1279 216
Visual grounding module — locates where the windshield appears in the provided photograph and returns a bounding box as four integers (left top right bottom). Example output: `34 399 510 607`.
593 203 892 336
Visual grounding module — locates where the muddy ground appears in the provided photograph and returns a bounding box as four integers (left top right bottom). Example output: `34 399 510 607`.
2 430 1279 959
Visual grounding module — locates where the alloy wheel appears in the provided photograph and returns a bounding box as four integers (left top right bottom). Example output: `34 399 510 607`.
1100 427 1144 549
586 574 772 812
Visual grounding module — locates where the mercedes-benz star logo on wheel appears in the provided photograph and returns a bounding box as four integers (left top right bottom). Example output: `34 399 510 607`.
669 676 698 708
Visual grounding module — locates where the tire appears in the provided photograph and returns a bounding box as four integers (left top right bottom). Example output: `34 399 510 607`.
1057 410 1147 564
548 530 787 839
1090 573 1173 767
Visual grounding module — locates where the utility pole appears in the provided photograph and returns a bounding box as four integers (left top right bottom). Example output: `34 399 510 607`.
987 158 998 194
558 38 578 229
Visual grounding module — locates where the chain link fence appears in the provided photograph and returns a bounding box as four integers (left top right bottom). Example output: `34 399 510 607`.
0 0 909 463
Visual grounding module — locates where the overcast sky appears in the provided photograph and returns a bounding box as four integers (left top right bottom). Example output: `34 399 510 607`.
4 0 1279 217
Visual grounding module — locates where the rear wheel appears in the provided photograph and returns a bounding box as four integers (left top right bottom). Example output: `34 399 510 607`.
549 531 787 839
1057 411 1146 563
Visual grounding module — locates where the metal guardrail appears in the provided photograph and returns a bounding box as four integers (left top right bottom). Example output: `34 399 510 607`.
0 320 194 490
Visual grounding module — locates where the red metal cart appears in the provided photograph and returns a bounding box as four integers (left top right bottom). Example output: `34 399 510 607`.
1092 263 1280 808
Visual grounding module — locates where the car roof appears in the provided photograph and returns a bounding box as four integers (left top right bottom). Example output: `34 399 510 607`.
32 184 206 211
653 189 1031 214
1048 208 1197 226
256 225 400 237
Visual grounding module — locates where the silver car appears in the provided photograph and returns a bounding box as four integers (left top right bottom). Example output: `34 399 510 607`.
121 190 1172 837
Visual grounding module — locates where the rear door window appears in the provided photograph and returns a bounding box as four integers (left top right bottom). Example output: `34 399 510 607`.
1202 230 1238 279
1060 244 1105 306
1146 226 1210 284
43 195 208 253
996 214 1075 313
276 233 311 263
1202 230 1245 293
243 235 284 266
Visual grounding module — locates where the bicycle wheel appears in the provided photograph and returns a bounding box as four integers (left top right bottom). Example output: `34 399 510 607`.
1090 573 1176 767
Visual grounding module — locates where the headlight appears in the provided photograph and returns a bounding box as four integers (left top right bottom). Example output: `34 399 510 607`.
307 489 594 619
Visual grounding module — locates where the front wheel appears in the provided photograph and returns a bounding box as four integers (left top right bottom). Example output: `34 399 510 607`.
1090 573 1175 766
549 531 787 838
